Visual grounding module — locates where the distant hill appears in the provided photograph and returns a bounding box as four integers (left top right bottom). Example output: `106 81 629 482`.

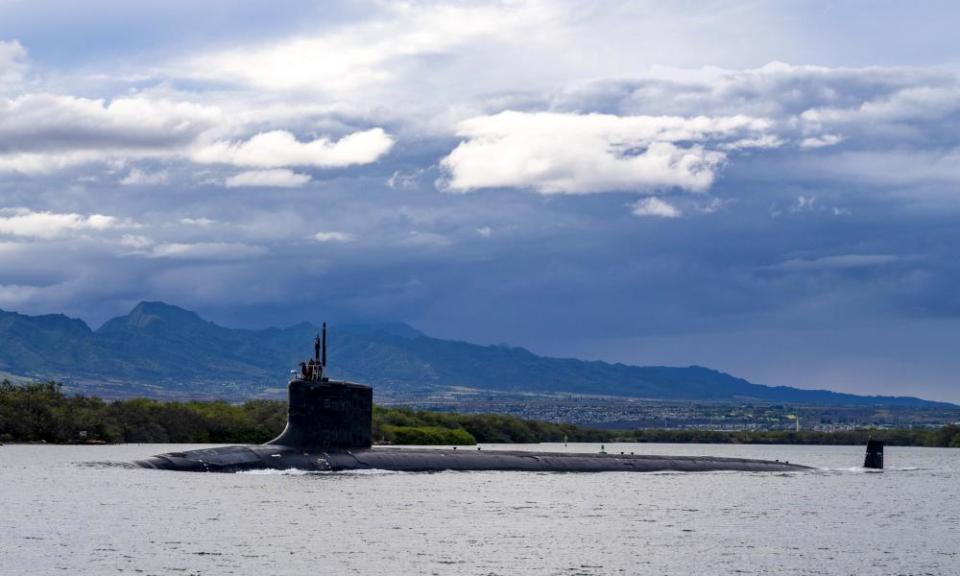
0 302 951 407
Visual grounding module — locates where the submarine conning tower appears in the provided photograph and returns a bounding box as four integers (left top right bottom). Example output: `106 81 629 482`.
267 323 373 450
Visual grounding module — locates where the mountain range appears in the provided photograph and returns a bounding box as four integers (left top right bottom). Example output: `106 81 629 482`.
0 301 949 407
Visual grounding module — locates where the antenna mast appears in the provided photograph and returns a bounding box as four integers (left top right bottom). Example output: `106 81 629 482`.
322 322 327 369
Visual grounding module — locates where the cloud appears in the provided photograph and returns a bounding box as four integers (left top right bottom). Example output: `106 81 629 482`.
769 195 850 218
800 134 843 149
408 64 960 189
799 83 960 128
0 150 108 174
194 129 394 169
387 169 425 190
119 234 152 250
120 168 169 186
791 196 817 213
559 62 951 119
180 217 215 226
631 197 681 218
224 169 312 188
402 231 451 248
695 197 725 214
0 208 132 239
179 2 555 94
0 94 221 174
0 283 39 306
441 111 773 194
0 39 26 88
556 63 960 188
0 241 24 253
147 242 268 260
0 94 221 153
0 94 390 178
768 254 900 272
314 231 354 243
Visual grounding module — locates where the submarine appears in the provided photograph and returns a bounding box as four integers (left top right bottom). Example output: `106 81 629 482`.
137 325 811 474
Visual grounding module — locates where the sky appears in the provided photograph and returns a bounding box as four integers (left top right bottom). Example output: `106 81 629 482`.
1 0 960 402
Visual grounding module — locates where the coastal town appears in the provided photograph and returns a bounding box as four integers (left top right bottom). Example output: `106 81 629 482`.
399 395 960 432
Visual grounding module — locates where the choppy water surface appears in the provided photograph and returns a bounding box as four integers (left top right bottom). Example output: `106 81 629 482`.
1 443 958 575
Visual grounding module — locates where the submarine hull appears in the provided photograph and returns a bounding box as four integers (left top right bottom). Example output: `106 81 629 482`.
136 445 810 473
136 334 810 474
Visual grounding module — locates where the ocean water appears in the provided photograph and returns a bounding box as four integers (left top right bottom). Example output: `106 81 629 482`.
1 442 958 575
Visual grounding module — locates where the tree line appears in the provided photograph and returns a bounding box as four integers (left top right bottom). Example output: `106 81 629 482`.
2 380 959 447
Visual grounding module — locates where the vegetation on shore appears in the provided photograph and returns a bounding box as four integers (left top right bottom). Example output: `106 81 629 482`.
2 381 959 447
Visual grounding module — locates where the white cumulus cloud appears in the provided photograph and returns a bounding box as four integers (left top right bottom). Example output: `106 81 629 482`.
0 208 132 239
193 128 394 169
225 169 312 188
631 197 682 218
441 111 773 194
800 134 843 149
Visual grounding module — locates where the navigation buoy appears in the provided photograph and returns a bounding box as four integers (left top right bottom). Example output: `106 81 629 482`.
864 438 884 469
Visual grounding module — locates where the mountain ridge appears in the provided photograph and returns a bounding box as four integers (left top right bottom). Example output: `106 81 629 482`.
0 302 951 407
